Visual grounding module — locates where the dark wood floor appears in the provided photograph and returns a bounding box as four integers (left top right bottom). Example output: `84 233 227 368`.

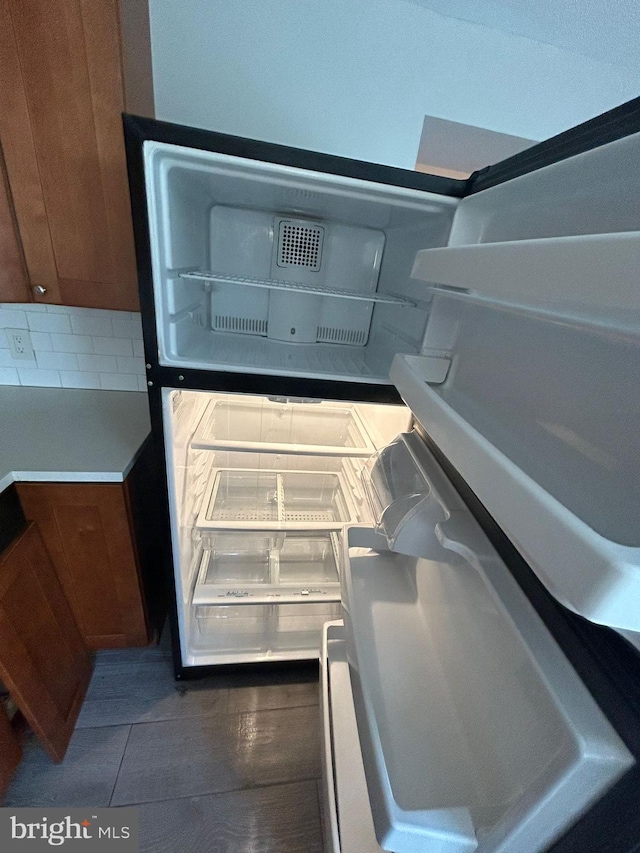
3 631 324 852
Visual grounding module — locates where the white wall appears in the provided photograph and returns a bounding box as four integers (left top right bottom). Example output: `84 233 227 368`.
149 0 639 169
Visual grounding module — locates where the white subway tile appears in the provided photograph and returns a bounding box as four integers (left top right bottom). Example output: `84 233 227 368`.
50 333 93 354
92 336 132 356
137 375 150 392
60 371 101 389
19 303 48 312
116 355 145 375
0 367 20 385
30 331 53 352
132 339 145 358
18 368 61 387
0 309 27 329
36 350 78 371
78 353 118 373
99 373 138 391
45 305 73 314
70 315 113 337
112 316 143 339
0 303 29 310
27 312 72 334
0 350 20 367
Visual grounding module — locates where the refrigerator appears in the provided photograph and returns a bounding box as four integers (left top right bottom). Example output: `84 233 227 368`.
123 100 640 852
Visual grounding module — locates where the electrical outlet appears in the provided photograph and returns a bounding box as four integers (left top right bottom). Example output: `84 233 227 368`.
6 328 35 360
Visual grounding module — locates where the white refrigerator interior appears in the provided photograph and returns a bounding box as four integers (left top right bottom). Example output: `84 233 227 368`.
144 141 458 383
162 389 411 665
145 130 640 639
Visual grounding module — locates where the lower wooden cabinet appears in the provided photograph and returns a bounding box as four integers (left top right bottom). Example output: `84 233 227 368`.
0 704 22 796
0 524 92 762
17 480 153 650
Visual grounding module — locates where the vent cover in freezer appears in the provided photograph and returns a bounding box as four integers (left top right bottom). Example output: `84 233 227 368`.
277 219 324 270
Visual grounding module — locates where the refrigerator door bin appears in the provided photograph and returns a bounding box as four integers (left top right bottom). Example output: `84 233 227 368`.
196 469 359 530
192 397 376 456
320 620 383 853
192 531 341 605
340 437 633 853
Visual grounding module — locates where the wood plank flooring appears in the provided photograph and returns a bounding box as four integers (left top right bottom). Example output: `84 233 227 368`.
2 631 324 852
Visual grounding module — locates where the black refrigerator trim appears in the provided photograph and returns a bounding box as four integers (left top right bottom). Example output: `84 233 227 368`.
465 95 640 196
123 113 468 198
416 424 640 853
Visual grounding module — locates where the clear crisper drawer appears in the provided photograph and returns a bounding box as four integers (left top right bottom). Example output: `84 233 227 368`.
194 604 269 654
278 535 340 584
206 471 280 523
273 602 342 652
192 398 375 456
192 532 341 605
191 601 342 660
199 533 273 584
196 469 358 530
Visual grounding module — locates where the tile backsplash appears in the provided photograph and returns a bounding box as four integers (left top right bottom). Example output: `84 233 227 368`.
0 304 147 393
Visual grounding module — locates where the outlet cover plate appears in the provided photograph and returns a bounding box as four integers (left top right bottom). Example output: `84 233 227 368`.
6 328 35 360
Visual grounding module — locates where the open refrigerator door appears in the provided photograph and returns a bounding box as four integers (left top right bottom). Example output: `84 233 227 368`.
162 389 411 666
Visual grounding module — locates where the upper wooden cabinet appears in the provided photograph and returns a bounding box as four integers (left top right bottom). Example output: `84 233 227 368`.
0 147 30 303
0 0 154 310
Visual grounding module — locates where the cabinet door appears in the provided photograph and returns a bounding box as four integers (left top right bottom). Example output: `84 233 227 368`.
17 483 151 649
0 147 30 303
0 704 22 796
0 524 92 762
0 0 153 310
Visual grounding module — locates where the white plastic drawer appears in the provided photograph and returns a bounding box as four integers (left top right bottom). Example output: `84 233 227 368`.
192 398 376 456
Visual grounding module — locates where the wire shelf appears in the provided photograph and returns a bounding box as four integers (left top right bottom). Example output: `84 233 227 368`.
178 271 414 307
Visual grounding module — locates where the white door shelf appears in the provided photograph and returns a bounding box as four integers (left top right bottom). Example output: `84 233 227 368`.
178 271 415 306
192 532 341 605
320 621 383 853
191 398 376 456
412 231 640 320
341 519 632 853
391 352 640 633
195 469 360 531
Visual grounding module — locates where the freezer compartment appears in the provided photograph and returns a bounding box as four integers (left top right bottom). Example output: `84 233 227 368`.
191 600 341 663
192 531 341 605
342 514 633 853
196 469 359 530
192 397 376 456
144 141 456 383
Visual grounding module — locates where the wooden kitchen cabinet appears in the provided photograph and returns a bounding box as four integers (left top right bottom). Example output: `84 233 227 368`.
0 524 92 762
0 0 154 309
0 703 22 796
17 479 155 650
0 147 30 303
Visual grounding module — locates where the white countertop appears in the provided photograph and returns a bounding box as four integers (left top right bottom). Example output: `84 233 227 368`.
0 387 151 492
